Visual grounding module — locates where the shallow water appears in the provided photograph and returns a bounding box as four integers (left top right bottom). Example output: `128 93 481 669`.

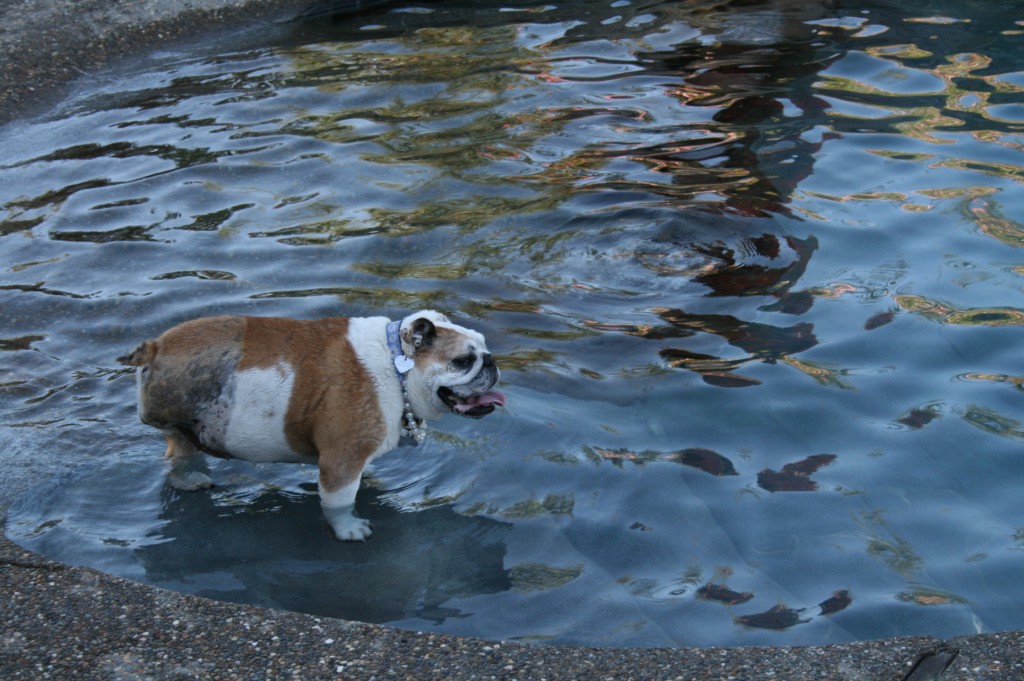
3 0 1024 648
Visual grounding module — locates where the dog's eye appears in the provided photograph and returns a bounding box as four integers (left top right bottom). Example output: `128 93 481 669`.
451 354 476 371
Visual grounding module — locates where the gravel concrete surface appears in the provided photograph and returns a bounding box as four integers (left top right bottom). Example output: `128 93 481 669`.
0 0 312 122
1 1 1022 679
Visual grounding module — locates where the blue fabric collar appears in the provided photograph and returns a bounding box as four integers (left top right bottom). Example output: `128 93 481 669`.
386 320 410 379
386 319 401 354
386 319 425 445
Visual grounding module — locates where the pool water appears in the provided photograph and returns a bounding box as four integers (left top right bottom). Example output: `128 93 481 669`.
3 0 1024 648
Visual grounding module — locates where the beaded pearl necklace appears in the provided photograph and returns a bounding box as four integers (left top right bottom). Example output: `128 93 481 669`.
385 320 427 445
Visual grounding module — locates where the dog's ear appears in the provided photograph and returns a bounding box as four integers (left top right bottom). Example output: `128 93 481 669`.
408 317 437 350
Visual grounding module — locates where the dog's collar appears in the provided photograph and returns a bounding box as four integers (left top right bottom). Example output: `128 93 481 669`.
386 320 412 375
386 320 426 445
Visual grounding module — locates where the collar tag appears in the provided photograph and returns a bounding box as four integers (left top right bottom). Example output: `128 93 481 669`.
393 355 415 374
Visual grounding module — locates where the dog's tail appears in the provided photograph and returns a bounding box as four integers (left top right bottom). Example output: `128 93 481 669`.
117 340 157 367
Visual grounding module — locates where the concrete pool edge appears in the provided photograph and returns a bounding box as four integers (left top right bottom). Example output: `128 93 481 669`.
0 0 313 123
1 0 1022 677
3 528 1019 681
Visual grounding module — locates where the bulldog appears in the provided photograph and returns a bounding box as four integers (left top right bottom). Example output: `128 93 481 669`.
119 310 504 541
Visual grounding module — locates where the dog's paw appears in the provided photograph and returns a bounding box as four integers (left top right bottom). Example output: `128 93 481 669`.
168 470 213 491
330 516 373 542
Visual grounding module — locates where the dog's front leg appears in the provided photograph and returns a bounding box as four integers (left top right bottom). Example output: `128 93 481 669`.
318 465 372 541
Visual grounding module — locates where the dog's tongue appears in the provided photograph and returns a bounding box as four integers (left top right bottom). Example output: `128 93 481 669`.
455 391 506 413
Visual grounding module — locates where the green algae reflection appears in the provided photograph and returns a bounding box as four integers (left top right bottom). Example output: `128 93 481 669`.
895 295 1024 326
509 562 584 592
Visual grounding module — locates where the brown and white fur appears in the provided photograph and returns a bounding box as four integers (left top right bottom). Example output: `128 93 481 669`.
119 310 503 541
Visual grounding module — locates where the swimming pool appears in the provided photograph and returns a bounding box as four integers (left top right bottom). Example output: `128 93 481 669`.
3 0 1022 648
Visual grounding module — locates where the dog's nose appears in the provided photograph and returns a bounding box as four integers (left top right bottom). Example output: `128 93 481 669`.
481 353 495 368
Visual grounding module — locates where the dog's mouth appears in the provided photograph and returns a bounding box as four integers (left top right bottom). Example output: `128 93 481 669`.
438 386 506 418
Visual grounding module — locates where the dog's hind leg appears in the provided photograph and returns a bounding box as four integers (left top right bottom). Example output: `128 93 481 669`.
164 430 213 491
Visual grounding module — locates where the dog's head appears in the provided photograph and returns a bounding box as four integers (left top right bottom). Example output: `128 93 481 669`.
399 310 504 420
